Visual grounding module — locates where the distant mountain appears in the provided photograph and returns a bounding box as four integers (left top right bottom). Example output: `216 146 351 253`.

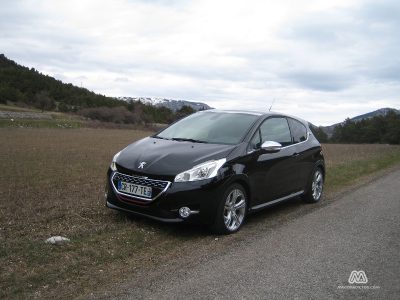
351 107 399 122
321 107 400 137
119 97 212 112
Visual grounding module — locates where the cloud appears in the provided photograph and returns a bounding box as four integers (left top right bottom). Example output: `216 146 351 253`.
282 70 355 91
279 0 400 87
0 0 399 125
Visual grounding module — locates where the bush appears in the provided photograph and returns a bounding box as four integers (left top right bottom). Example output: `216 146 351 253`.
78 106 139 124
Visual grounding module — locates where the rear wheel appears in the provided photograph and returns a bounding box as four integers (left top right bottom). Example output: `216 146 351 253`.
302 167 324 203
210 183 247 234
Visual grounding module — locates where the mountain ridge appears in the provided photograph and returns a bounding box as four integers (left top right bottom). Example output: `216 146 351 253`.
118 97 212 112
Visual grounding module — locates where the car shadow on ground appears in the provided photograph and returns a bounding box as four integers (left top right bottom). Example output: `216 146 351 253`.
121 212 211 237
114 196 317 238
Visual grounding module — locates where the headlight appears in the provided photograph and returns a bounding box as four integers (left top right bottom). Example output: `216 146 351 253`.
174 158 226 182
110 151 121 171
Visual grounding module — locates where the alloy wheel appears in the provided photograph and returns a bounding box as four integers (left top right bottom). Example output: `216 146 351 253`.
223 188 246 231
311 170 323 201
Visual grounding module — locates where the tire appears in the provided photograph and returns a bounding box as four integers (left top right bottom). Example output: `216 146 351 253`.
302 167 324 203
210 183 247 234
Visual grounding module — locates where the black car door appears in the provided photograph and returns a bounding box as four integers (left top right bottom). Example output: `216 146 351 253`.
287 118 314 191
246 117 298 207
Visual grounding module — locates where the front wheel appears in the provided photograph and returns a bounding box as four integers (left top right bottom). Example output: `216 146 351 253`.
302 167 324 203
210 183 247 234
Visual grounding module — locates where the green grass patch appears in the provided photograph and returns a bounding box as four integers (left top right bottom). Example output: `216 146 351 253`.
1 225 154 298
325 147 400 192
0 103 42 112
0 119 83 128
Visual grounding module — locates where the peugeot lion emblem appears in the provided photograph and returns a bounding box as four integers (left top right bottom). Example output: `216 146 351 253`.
138 161 147 169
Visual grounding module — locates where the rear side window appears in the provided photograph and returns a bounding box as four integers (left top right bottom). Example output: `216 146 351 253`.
251 117 292 147
288 118 307 143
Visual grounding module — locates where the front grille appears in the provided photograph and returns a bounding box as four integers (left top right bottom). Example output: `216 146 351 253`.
116 163 174 181
111 172 171 202
113 173 169 189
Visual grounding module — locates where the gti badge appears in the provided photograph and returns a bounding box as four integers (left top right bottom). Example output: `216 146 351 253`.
138 161 147 169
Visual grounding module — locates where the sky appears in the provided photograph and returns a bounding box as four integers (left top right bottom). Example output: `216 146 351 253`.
1 0 399 125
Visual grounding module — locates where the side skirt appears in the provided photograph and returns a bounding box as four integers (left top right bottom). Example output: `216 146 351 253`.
249 190 304 212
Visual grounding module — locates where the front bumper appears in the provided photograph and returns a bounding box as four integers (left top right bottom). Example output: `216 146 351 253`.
105 169 227 225
106 201 183 222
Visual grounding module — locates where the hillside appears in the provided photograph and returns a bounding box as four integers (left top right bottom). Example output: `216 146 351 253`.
351 107 400 121
0 54 205 124
329 109 400 144
322 108 400 137
0 54 125 110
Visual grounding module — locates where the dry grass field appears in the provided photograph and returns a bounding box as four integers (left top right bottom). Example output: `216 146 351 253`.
322 143 400 167
1 128 400 299
322 143 400 192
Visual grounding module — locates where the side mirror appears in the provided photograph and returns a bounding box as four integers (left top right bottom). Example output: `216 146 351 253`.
261 141 282 153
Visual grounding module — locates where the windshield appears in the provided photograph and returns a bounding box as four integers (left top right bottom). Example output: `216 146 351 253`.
155 111 259 145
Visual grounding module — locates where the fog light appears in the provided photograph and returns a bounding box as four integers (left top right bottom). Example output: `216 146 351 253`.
179 207 191 218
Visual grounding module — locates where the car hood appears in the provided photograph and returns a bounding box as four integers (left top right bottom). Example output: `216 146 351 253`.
116 137 237 176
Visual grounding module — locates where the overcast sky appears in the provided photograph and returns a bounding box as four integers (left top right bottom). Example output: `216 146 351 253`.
1 0 399 125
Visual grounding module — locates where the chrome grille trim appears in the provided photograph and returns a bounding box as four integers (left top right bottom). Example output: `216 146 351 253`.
111 172 171 202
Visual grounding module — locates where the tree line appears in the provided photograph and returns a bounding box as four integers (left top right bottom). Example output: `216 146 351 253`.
330 111 400 144
310 111 400 144
0 54 195 124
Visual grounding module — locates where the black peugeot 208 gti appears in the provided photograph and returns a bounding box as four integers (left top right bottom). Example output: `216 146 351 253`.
105 109 325 234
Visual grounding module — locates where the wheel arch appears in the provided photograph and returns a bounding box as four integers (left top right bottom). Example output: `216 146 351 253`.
224 175 252 209
302 160 325 194
315 160 325 178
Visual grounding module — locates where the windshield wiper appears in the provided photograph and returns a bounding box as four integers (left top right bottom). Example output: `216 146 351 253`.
171 137 208 143
153 136 170 140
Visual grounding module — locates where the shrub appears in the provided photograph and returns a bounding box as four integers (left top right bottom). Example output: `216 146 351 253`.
78 106 139 124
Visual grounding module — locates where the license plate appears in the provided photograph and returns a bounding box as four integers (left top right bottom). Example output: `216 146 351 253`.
117 181 152 198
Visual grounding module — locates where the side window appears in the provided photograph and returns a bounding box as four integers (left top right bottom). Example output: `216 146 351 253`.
288 118 307 143
259 117 292 147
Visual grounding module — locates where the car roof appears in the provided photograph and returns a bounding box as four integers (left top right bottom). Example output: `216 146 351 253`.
203 109 309 125
204 109 268 116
